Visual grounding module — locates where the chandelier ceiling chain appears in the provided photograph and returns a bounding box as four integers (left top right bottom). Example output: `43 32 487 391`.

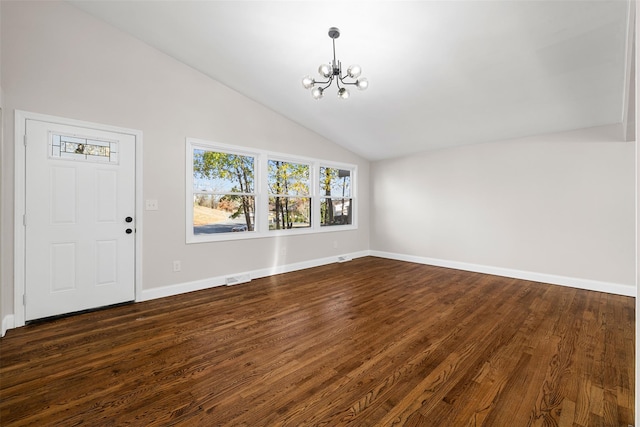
302 27 369 100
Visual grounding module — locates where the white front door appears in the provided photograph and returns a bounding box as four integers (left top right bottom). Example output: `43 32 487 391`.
24 119 136 321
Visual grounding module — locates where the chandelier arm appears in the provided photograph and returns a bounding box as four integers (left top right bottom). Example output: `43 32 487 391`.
320 79 334 91
316 75 335 91
313 78 332 86
338 74 359 86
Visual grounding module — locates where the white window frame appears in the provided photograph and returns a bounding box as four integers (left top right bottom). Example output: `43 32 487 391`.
186 138 357 243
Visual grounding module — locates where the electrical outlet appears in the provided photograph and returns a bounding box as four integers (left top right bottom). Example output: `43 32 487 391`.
173 260 181 272
145 199 158 210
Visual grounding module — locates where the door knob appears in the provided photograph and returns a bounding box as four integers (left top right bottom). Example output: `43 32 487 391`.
125 217 133 223
126 228 133 234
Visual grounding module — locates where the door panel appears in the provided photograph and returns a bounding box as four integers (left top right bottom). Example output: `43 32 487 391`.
25 119 136 320
50 242 77 291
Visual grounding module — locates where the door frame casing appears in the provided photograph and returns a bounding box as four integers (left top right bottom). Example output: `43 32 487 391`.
13 110 143 327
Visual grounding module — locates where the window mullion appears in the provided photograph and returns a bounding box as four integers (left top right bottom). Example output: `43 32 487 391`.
311 161 320 230
256 153 269 233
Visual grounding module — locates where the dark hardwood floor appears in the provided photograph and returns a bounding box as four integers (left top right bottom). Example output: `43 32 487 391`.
0 257 635 426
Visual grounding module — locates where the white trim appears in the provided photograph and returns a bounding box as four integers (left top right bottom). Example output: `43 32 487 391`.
13 112 27 328
7 241 632 331
139 249 635 303
139 250 369 302
2 315 15 337
13 110 143 329
370 250 637 297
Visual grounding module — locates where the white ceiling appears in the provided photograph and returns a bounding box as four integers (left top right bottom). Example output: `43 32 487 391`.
69 0 632 161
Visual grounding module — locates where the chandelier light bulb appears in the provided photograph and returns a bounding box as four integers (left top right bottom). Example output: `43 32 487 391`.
356 78 369 91
302 76 315 89
318 64 332 78
338 88 350 100
311 87 324 100
347 65 362 78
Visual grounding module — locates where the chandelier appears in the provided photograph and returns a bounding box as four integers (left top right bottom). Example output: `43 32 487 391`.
302 27 369 100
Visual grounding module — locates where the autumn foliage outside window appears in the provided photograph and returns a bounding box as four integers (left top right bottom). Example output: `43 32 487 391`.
268 160 311 230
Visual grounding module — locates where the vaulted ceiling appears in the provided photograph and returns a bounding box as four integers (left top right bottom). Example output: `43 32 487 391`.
69 1 634 161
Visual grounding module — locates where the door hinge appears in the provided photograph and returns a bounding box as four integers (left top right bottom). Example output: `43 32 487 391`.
23 214 27 227
23 134 27 147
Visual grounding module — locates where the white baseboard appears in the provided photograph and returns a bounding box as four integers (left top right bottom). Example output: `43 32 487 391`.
4 249 630 335
2 315 15 337
139 250 369 302
369 250 636 297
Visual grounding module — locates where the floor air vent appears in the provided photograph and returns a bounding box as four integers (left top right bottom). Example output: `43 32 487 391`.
225 274 251 286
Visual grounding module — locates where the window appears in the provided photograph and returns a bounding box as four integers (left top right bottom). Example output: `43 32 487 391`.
320 167 352 226
192 147 256 235
50 134 118 164
268 160 311 230
187 138 356 242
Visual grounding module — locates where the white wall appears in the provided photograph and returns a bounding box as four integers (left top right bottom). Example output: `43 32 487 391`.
0 1 4 330
0 1 370 321
371 125 635 294
635 1 639 424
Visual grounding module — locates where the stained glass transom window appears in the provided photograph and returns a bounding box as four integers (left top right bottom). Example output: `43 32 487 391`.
49 134 119 164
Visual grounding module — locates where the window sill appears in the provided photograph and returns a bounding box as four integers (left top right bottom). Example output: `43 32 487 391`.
186 224 358 244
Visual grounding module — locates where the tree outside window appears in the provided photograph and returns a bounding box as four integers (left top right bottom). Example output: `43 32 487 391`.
192 149 255 234
268 160 311 230
320 167 352 226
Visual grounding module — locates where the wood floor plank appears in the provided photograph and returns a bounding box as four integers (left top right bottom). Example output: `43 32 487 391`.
0 257 634 426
